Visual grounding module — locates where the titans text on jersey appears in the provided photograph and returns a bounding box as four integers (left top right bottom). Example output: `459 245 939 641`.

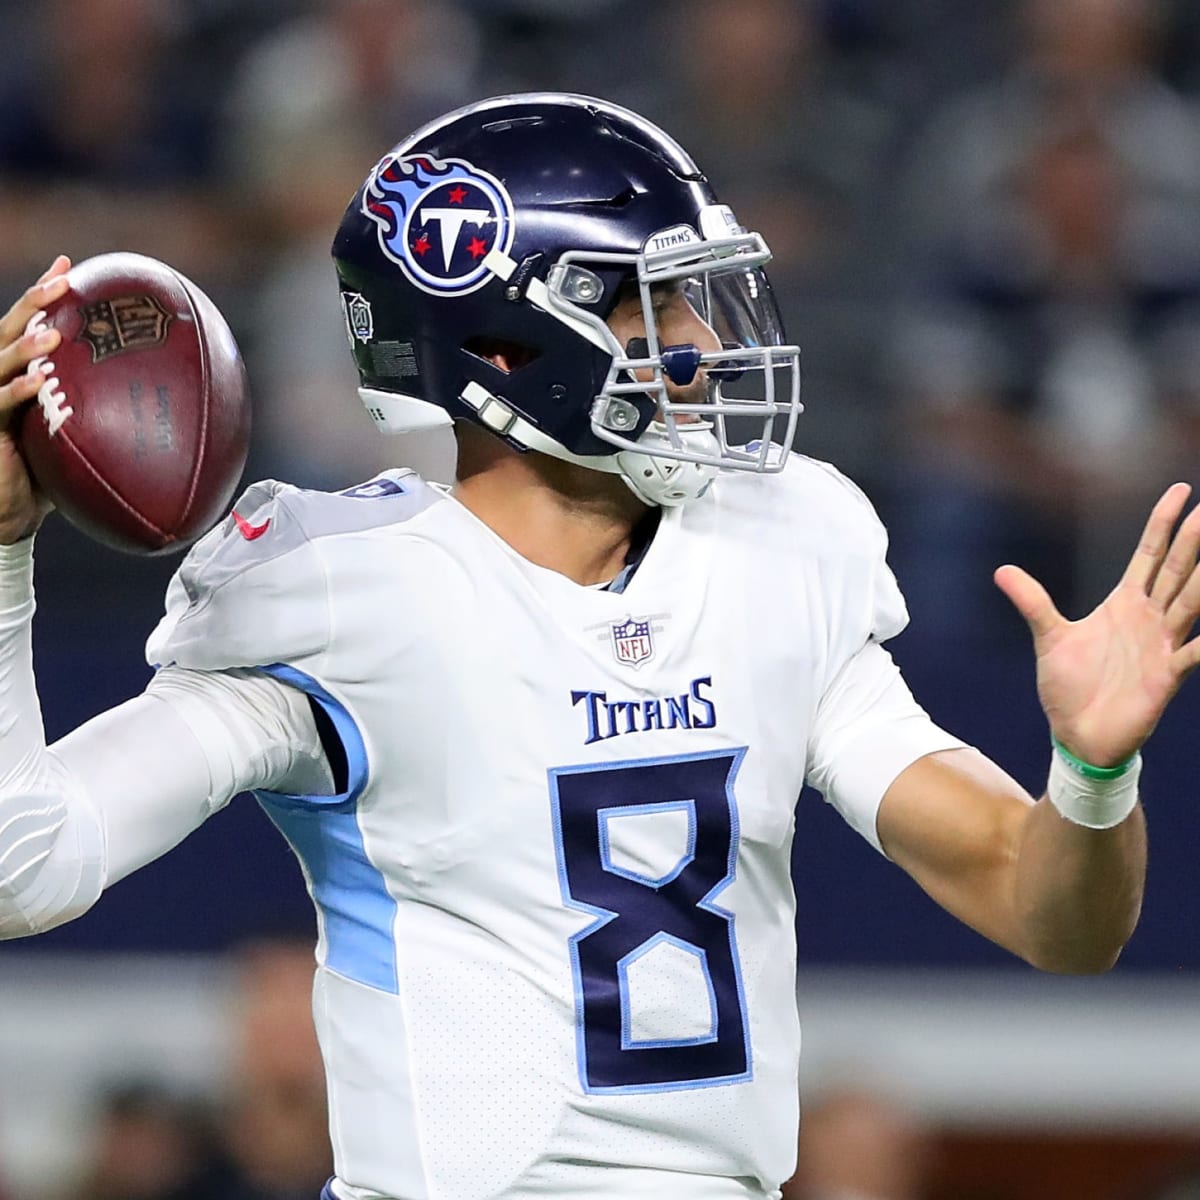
571 676 718 744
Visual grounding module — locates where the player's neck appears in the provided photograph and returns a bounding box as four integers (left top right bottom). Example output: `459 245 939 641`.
451 423 651 587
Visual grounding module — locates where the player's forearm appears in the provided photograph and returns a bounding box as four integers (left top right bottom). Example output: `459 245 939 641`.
0 540 105 936
877 748 1143 973
0 531 329 927
1012 794 1146 974
0 544 239 934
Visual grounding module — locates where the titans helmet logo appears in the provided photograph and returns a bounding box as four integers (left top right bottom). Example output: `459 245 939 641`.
362 154 516 298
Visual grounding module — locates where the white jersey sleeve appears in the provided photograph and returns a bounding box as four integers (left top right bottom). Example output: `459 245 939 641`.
797 460 967 851
806 641 967 852
0 528 330 937
47 667 329 887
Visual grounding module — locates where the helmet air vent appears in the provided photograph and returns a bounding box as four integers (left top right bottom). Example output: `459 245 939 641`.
481 115 545 133
568 186 639 211
462 337 541 373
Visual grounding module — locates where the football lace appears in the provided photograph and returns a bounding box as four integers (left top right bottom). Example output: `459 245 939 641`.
22 310 73 436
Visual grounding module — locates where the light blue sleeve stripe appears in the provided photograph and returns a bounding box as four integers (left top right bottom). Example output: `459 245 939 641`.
254 664 399 995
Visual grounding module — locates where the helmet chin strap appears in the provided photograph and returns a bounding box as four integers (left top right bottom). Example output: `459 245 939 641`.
460 380 715 507
616 423 720 507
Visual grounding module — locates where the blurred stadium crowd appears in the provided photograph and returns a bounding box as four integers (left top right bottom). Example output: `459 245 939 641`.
13 934 336 1200
6 0 1200 648
6 0 1200 1196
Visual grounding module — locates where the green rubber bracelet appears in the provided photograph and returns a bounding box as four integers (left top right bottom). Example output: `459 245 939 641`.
1052 737 1139 781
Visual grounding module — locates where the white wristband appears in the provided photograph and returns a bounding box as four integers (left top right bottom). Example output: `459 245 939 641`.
1047 744 1142 829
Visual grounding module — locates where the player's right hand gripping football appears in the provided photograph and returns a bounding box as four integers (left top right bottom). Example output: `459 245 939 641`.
0 257 71 544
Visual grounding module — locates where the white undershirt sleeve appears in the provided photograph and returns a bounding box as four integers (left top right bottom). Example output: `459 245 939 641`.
53 669 332 887
806 639 968 855
0 540 330 936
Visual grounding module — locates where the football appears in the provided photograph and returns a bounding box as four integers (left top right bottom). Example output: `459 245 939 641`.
17 252 251 554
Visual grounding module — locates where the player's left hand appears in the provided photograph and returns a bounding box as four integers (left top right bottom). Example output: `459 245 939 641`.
995 482 1200 768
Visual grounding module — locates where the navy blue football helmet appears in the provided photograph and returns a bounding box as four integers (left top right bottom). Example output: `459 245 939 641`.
332 93 801 505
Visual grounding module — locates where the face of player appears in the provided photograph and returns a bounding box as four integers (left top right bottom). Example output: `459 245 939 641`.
605 280 722 412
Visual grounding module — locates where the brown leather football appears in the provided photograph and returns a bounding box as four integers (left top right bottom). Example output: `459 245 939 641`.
16 252 251 554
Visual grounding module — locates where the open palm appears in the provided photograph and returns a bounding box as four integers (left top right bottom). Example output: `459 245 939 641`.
995 483 1200 768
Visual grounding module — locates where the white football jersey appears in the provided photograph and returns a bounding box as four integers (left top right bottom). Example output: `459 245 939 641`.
146 457 949 1200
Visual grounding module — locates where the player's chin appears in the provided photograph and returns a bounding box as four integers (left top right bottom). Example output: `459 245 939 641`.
666 378 713 415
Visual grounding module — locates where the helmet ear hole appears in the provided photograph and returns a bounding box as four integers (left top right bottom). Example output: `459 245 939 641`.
462 337 541 374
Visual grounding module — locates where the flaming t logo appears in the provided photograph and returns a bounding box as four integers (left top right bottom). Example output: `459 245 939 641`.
362 155 516 297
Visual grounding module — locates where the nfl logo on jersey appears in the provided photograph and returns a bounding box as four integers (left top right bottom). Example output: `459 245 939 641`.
611 616 654 667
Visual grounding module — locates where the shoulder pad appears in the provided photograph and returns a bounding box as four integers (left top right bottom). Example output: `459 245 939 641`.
746 454 908 643
776 452 879 516
719 453 888 550
794 456 890 544
790 457 908 643
145 469 441 670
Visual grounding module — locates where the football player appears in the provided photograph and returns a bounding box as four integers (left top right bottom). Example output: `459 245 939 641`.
0 94 1198 1200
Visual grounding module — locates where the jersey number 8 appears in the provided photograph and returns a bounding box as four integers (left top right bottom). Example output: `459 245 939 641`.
549 749 752 1093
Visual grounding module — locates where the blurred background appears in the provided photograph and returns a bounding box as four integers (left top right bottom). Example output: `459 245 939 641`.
3 0 1200 1196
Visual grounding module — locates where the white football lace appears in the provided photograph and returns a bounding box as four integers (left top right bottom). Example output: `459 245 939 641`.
22 311 72 436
